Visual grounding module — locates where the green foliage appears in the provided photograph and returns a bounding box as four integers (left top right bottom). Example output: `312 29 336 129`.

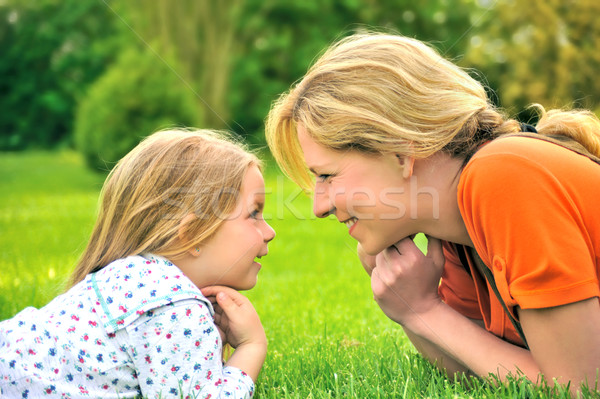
229 0 477 139
0 0 121 150
0 0 479 152
463 0 600 119
4 0 600 155
74 48 201 171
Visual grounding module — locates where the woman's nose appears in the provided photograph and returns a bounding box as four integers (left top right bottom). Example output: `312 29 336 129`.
312 183 334 218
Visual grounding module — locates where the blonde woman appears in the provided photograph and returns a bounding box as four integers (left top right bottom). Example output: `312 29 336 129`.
266 32 600 393
0 129 275 398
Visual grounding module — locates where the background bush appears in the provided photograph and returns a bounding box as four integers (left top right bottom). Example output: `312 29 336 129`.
74 48 200 171
2 0 599 167
0 0 120 150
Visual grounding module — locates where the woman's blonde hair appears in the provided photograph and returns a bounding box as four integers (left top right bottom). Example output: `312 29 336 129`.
266 32 600 191
69 128 260 287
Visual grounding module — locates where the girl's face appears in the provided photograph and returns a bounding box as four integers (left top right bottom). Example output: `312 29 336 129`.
183 165 275 290
297 124 420 256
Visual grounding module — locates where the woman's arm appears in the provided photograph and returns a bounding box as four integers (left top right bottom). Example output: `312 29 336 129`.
403 321 481 378
368 236 600 393
519 298 600 390
398 299 540 380
362 238 539 381
359 241 476 377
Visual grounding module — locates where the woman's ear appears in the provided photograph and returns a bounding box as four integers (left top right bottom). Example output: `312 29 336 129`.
396 154 415 179
179 213 201 257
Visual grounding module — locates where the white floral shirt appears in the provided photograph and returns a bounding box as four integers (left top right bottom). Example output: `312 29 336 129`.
0 254 254 398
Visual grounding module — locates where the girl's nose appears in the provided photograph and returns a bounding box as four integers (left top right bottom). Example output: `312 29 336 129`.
262 220 276 242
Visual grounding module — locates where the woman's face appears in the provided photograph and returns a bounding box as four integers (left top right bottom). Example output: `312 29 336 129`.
297 124 420 255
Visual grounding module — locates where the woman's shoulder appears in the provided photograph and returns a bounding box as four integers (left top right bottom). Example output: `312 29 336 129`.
462 135 600 187
470 135 599 167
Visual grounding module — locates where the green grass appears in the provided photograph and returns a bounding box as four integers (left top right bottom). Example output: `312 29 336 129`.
0 150 592 398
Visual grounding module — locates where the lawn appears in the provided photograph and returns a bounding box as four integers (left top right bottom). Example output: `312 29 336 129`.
0 150 584 398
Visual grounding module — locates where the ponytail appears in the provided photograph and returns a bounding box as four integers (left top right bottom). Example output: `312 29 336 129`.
532 104 600 158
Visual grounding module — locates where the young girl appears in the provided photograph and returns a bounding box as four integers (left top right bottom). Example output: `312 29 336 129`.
266 32 600 394
0 129 275 398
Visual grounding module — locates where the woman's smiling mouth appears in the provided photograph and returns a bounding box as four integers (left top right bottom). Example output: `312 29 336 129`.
344 217 358 232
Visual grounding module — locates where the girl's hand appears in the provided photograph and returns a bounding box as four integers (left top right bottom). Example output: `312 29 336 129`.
201 285 267 381
370 235 445 326
201 285 266 349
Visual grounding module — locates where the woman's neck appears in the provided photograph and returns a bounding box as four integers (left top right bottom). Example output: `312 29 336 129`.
412 153 474 247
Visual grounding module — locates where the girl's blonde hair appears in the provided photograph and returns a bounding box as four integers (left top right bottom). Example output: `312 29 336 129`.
69 128 260 287
266 32 600 191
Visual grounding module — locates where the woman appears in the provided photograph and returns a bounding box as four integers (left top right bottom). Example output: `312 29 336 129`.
265 32 600 393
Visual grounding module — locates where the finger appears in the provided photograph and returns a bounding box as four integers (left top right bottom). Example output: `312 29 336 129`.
375 251 387 268
201 285 237 297
357 243 377 276
206 296 218 307
379 244 401 267
393 236 419 254
215 291 242 315
370 266 387 300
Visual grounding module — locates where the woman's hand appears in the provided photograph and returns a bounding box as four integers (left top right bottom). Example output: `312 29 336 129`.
201 285 266 349
370 235 445 326
357 242 377 276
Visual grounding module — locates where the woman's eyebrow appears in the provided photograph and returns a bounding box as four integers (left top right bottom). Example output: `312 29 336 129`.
308 165 329 175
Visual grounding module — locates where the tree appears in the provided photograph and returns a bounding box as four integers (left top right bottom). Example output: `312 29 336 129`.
229 0 478 139
121 0 245 130
0 0 121 150
463 0 600 118
74 48 200 171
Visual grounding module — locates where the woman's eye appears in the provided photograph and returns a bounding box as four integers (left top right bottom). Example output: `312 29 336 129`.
317 174 332 182
250 209 260 219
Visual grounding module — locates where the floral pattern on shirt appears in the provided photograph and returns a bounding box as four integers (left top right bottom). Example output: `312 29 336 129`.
0 254 255 398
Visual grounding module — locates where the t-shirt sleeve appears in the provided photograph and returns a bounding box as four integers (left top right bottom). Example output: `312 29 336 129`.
459 152 599 310
438 241 483 320
124 298 255 398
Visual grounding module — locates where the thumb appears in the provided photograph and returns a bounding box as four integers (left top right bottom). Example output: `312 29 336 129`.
216 292 233 309
425 235 444 266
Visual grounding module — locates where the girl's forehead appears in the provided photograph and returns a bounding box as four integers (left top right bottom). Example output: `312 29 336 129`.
240 166 266 197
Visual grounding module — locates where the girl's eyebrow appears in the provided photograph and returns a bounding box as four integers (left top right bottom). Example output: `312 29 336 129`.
252 196 265 211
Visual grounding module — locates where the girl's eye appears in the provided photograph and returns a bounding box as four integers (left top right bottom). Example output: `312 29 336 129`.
250 209 260 219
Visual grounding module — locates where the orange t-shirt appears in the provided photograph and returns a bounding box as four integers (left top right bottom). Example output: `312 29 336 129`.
439 136 600 346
